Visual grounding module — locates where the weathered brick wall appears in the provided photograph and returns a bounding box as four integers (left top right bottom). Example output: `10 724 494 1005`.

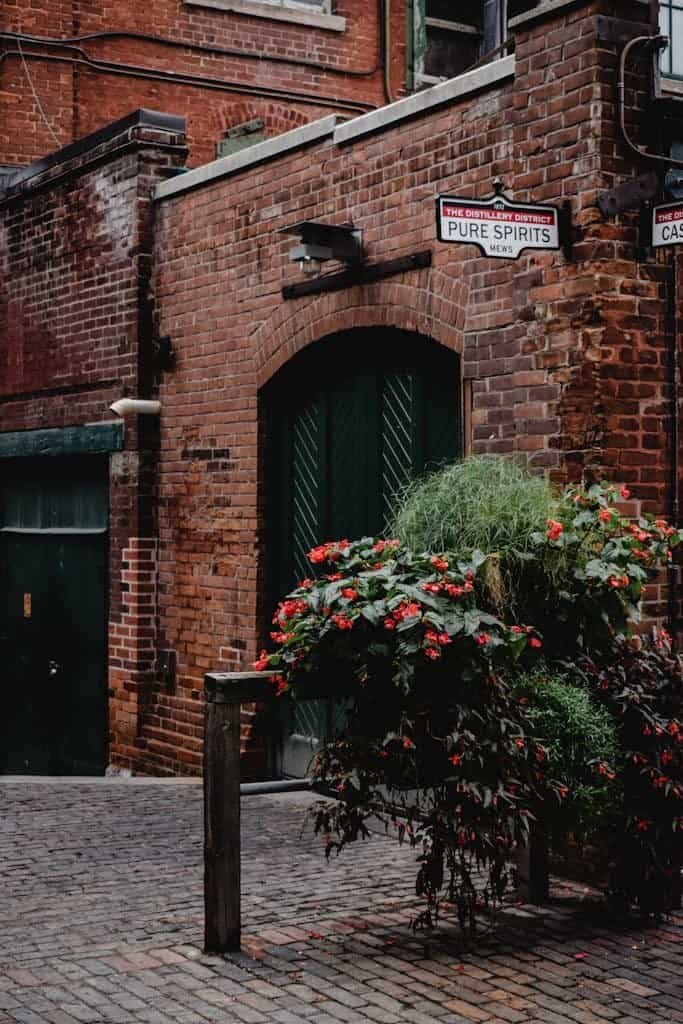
0 117 188 770
142 0 672 776
1 0 404 168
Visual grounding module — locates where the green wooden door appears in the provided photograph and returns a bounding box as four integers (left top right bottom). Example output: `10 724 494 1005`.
0 457 108 774
266 330 462 777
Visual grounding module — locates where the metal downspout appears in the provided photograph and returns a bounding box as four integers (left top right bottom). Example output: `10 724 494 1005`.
670 253 681 646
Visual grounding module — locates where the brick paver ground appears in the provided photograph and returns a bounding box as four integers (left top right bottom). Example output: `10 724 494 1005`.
1 779 682 1024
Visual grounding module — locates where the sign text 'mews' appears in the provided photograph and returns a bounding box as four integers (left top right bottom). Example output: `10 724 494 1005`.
437 193 561 260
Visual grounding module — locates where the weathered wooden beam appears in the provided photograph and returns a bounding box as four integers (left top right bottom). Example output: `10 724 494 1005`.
281 249 432 300
203 672 274 953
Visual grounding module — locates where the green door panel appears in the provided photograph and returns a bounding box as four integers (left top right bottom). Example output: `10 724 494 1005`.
0 457 108 775
266 329 462 777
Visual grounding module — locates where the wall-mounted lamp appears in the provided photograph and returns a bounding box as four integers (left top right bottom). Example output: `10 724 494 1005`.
110 398 161 418
280 220 363 278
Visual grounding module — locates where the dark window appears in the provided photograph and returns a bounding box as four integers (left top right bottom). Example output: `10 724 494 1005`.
216 118 264 160
410 0 539 89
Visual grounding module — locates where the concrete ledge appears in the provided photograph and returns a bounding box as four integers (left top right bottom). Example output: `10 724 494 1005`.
333 55 515 145
509 0 648 30
184 0 345 32
155 114 344 200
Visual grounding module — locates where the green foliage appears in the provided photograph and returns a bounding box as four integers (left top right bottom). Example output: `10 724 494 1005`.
580 637 683 917
514 671 620 840
391 455 557 562
256 479 682 934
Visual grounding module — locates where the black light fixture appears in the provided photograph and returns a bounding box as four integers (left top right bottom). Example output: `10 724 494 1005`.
280 220 363 277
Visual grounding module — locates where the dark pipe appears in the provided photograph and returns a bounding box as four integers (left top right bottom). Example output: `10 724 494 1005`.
0 48 374 115
0 29 379 78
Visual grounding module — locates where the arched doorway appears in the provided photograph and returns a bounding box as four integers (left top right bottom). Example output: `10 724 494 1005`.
265 328 462 776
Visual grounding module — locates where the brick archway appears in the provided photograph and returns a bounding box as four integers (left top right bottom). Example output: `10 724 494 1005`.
254 269 468 388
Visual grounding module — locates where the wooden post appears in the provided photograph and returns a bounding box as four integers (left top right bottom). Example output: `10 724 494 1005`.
204 677 242 953
203 672 278 954
515 830 549 905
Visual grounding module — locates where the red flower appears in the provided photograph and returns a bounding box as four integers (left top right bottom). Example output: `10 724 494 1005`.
637 819 651 832
511 625 523 634
270 631 294 644
403 737 414 749
546 518 563 541
559 786 569 799
475 632 491 646
270 674 289 696
430 555 449 572
529 636 542 649
383 617 396 630
449 753 462 766
299 578 314 589
662 750 674 766
598 508 612 523
421 582 442 594
597 762 616 780
341 588 358 600
308 544 329 564
438 632 451 646
278 598 308 621
608 575 629 589
424 646 441 660
332 614 353 631
619 486 631 499
515 738 525 750
393 601 421 621
446 584 465 598
253 650 270 671
327 573 343 582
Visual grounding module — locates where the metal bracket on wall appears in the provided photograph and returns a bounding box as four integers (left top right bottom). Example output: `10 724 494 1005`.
637 199 655 262
598 171 660 218
282 250 432 300
559 200 574 261
594 15 654 48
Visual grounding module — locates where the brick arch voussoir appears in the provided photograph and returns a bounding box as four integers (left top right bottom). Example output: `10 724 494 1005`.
255 273 466 388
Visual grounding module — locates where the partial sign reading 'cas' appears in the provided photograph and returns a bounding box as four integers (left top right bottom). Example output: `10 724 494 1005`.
436 192 561 260
652 200 683 247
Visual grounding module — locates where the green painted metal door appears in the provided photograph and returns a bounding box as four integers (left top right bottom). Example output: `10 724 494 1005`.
0 457 108 774
267 329 462 777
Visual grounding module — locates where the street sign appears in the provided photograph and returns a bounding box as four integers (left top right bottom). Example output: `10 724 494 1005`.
652 200 683 247
436 190 561 259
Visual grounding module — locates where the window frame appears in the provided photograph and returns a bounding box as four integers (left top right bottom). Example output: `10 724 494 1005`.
660 0 683 80
410 0 507 91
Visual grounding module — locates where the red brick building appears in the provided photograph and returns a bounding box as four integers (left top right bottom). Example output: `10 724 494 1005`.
2 0 683 776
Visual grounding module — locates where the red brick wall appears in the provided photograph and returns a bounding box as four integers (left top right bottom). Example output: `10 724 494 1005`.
0 117 188 770
141 0 681 775
1 0 405 168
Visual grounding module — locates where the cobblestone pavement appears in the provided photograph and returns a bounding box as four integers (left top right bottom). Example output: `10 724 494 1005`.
1 779 683 1024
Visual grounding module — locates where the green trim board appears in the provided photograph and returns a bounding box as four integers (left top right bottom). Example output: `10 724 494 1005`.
0 423 123 459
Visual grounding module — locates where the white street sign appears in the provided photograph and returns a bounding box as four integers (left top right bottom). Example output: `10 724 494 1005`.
437 192 561 260
652 201 683 247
